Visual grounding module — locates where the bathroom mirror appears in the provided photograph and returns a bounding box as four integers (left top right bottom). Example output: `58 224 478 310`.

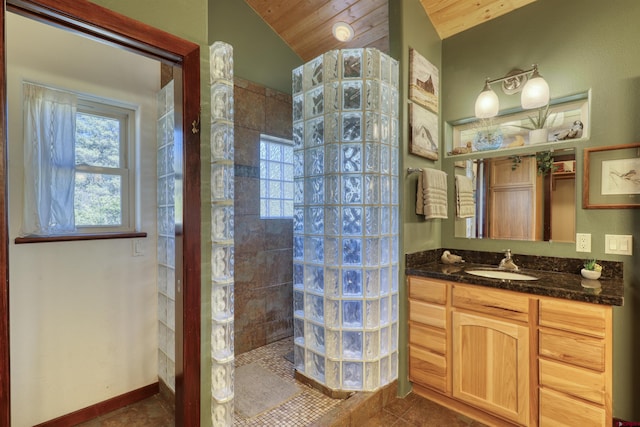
454 148 576 242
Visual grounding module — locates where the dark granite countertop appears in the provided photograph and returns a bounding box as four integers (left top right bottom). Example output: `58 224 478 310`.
406 249 624 306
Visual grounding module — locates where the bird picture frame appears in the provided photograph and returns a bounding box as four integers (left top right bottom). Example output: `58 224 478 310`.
583 142 640 208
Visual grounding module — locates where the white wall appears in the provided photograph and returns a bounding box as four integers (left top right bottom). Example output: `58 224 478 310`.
7 13 160 426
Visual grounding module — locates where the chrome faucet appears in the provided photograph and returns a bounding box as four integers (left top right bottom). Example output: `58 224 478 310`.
499 249 519 271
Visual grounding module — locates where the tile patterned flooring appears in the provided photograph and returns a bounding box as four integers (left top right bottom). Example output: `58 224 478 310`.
78 337 485 426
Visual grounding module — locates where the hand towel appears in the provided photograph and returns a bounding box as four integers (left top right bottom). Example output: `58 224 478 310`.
417 168 448 219
416 172 424 215
455 174 475 218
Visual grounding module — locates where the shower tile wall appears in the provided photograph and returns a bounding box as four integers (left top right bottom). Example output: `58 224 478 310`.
157 80 176 392
234 77 293 355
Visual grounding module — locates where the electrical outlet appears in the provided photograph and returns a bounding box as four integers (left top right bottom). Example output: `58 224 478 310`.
576 233 591 252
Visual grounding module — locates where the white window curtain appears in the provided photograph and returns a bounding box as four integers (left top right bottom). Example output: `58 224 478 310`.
22 83 77 235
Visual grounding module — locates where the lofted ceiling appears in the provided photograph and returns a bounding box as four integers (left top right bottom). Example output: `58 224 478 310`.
244 0 537 62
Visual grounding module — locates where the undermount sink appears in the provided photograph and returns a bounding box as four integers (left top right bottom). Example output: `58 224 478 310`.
465 269 539 281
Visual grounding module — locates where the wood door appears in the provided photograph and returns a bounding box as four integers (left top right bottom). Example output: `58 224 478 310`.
452 310 530 425
489 156 538 240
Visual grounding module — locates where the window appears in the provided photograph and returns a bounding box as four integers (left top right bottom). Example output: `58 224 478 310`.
260 134 293 218
20 82 136 237
74 99 135 232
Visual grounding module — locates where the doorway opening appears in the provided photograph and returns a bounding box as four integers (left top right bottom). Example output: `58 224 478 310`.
0 1 201 425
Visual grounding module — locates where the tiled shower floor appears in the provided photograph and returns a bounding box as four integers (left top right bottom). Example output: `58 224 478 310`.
234 336 344 426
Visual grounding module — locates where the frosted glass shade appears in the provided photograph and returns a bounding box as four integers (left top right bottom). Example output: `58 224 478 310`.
474 88 499 118
521 75 549 109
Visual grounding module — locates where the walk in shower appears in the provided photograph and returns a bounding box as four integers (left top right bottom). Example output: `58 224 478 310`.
292 48 399 391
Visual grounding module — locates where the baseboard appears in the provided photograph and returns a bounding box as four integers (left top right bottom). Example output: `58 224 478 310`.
34 382 159 427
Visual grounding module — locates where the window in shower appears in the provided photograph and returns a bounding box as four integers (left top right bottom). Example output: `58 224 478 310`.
259 134 293 218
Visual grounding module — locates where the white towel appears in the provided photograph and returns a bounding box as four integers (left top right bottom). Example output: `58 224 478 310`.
455 175 475 218
417 168 448 219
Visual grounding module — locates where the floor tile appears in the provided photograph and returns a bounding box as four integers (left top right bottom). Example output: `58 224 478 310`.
74 337 486 427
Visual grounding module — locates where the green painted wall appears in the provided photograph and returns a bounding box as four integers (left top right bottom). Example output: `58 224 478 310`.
390 0 442 397
208 0 303 94
440 0 640 420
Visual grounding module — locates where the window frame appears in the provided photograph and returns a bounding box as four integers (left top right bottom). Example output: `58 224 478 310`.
259 133 294 219
74 98 136 234
15 92 140 244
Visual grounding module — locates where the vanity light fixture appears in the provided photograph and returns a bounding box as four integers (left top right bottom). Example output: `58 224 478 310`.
332 21 354 42
474 64 550 118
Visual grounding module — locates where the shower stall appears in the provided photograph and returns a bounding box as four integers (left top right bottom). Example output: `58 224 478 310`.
292 48 399 391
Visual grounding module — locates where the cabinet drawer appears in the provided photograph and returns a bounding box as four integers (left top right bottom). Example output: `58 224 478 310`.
409 322 446 354
452 284 529 322
409 344 447 393
539 387 605 427
409 300 446 329
539 358 605 405
409 276 448 304
539 329 605 371
539 298 609 338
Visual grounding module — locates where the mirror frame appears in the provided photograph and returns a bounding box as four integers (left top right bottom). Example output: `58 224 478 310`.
0 1 202 425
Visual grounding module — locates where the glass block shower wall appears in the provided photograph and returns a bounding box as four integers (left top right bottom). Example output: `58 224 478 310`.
157 80 176 392
209 42 235 427
292 48 399 392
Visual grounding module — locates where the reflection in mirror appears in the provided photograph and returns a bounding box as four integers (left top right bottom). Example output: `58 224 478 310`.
454 148 576 242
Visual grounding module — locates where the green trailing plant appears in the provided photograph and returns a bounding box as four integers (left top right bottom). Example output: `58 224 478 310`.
536 151 557 176
510 155 522 171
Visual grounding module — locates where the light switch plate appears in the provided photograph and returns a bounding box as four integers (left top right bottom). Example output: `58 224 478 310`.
605 234 633 255
132 238 145 256
576 233 591 252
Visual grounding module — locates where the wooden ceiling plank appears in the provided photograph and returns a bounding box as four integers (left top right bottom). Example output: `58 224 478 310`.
430 0 537 39
420 0 464 16
276 0 363 39
289 2 387 60
244 0 305 25
270 0 355 33
282 0 384 44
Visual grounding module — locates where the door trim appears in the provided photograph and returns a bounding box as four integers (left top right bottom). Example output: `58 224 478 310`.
0 1 201 425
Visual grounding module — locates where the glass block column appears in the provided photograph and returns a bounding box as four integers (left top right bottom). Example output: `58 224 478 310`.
157 80 176 392
292 48 399 392
209 42 235 427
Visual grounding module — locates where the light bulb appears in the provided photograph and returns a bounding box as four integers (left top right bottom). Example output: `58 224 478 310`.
521 69 549 109
475 82 499 118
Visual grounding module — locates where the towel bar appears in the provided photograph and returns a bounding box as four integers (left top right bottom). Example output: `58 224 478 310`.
407 167 423 174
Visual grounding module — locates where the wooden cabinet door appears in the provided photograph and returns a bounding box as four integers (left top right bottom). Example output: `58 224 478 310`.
452 310 529 425
489 156 538 240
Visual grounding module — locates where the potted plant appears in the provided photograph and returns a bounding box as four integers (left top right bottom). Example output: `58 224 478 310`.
581 258 603 279
514 104 553 144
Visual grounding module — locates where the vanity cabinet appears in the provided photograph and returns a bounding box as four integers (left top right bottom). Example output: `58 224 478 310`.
537 297 612 427
451 286 531 425
408 276 449 393
407 276 613 427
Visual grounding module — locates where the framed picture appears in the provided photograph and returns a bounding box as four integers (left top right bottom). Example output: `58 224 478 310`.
409 47 439 114
410 103 438 160
583 143 640 208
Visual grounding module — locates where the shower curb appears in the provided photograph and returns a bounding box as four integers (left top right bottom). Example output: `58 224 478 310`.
309 381 398 427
